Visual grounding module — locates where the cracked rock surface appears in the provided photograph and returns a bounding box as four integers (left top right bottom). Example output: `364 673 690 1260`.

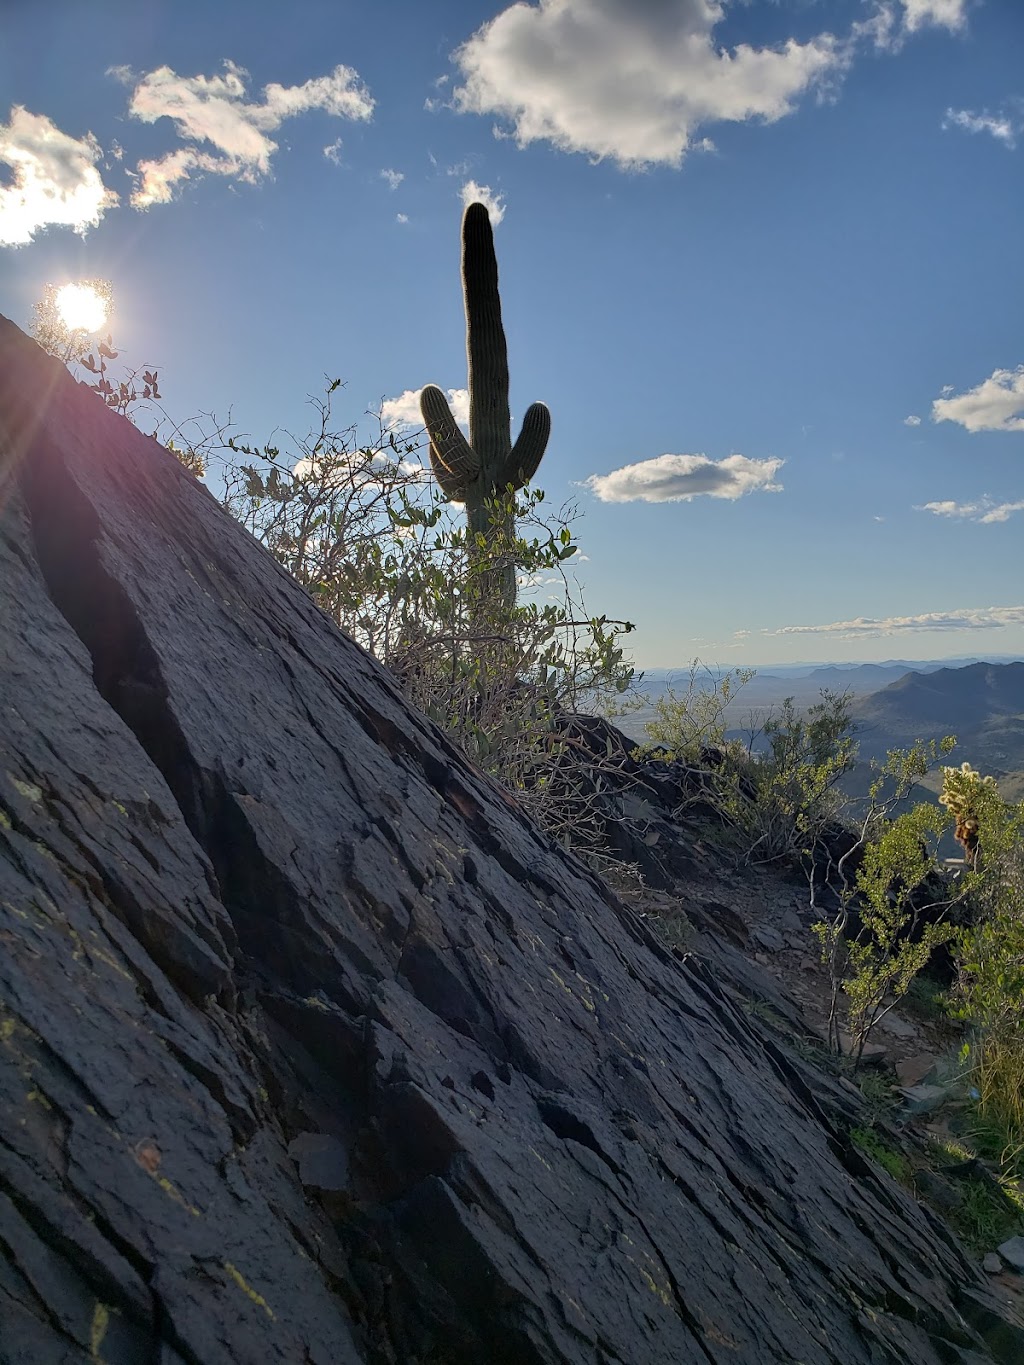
1 316 1022 1364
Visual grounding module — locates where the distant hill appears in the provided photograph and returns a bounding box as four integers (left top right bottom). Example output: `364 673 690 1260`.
633 661 938 719
614 659 1024 802
849 662 1024 800
615 658 993 746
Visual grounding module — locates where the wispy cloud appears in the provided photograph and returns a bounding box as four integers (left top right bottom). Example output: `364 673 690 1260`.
904 414 922 426
943 105 1019 149
0 106 118 246
767 605 1024 639
396 212 409 224
118 60 374 207
585 453 784 504
452 0 847 170
932 365 1024 433
917 498 1024 524
323 138 344 165
380 167 404 189
862 0 970 50
898 0 969 34
382 387 470 431
459 179 505 225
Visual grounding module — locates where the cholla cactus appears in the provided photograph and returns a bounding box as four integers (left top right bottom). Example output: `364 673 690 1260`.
939 762 997 866
420 202 550 616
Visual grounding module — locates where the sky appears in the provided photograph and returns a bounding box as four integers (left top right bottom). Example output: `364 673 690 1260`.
1 0 1022 670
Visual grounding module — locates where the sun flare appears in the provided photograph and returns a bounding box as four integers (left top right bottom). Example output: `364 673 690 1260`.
55 282 109 335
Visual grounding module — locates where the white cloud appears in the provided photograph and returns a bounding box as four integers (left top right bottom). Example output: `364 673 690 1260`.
0 106 118 246
324 138 344 164
396 212 409 224
293 450 423 482
121 60 374 207
899 0 969 33
382 387 470 431
767 605 1024 639
452 0 847 170
943 106 1018 149
585 453 784 503
860 0 970 52
932 366 1024 433
903 414 922 426
459 179 505 224
917 498 1024 524
380 167 404 189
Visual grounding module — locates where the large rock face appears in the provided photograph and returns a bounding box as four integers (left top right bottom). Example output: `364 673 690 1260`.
0 316 1020 1364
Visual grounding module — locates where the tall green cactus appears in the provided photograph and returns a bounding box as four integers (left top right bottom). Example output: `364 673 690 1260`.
420 201 550 616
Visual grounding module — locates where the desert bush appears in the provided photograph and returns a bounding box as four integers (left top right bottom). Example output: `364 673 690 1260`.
811 737 961 1059
948 773 1024 1165
639 677 856 866
642 670 967 1062
218 382 640 862
642 662 754 759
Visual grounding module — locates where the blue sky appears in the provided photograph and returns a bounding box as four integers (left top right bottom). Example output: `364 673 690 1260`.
1 0 1022 669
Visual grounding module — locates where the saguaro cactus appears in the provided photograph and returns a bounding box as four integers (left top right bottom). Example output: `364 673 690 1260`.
420 202 550 616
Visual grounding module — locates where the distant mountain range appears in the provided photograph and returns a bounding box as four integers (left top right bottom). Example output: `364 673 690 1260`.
639 655 1023 682
616 658 1024 801
626 657 1023 727
849 661 1024 801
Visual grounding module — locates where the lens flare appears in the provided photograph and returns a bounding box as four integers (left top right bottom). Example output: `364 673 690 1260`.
55 282 108 334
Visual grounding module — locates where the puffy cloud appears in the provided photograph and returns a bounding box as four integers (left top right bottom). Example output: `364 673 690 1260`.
121 60 374 207
452 0 845 170
917 498 1024 524
382 387 470 431
0 106 118 246
767 605 1024 639
932 366 1024 433
396 212 409 224
459 179 505 225
380 167 404 189
903 414 921 426
943 106 1018 149
585 452 784 503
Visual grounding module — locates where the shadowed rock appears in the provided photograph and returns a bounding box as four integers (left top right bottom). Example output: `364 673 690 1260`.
1 315 1021 1363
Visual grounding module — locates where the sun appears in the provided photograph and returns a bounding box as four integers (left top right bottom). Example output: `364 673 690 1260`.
55 282 109 335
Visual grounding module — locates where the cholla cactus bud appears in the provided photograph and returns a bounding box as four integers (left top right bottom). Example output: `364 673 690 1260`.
939 762 996 867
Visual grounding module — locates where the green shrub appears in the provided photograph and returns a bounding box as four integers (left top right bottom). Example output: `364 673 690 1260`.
219 383 639 862
948 782 1024 1168
639 674 858 867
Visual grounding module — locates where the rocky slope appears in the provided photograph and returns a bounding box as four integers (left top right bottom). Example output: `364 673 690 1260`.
1 315 1021 1364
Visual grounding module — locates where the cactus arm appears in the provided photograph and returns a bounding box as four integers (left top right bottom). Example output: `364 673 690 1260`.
500 402 551 489
420 384 479 500
461 202 511 470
